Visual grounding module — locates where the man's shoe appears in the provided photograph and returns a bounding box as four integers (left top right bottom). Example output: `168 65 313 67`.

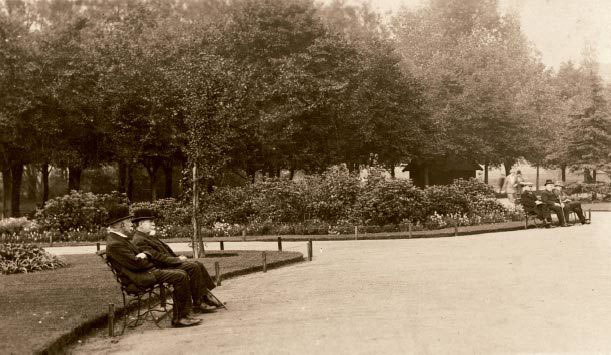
192 304 217 314
560 224 570 227
203 292 225 308
582 219 591 225
172 318 201 328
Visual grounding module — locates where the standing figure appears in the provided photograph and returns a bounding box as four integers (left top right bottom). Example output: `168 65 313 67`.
104 205 201 328
502 171 518 203
515 170 524 197
131 208 225 313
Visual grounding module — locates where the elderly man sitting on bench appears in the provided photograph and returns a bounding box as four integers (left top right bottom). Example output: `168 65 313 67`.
519 182 553 228
105 205 201 328
553 181 590 225
131 208 224 313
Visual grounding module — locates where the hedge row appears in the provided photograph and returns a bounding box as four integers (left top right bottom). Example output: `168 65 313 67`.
197 167 511 227
1 167 522 241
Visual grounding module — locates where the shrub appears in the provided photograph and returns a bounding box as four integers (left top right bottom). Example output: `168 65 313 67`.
199 185 256 225
303 166 361 223
564 182 611 201
130 198 191 227
1 229 108 243
357 176 427 225
35 191 128 232
0 217 39 235
0 243 67 275
423 185 470 216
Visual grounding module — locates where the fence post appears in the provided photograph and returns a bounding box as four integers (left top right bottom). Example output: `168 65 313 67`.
307 239 313 261
277 237 282 252
49 234 53 246
262 252 267 273
96 242 100 252
454 217 458 236
108 303 115 337
408 222 412 238
588 209 591 221
214 261 221 286
355 226 358 240
220 241 224 251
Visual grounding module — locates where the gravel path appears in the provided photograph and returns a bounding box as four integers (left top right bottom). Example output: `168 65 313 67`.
72 213 611 354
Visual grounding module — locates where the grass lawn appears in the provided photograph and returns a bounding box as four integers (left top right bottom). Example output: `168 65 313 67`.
0 250 302 354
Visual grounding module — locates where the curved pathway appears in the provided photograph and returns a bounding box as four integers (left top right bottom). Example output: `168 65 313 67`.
74 213 611 354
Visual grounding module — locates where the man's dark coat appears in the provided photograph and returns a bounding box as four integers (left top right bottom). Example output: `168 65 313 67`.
540 190 561 206
520 190 540 211
105 231 156 288
132 231 182 268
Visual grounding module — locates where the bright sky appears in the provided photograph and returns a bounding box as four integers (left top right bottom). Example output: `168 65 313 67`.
335 0 611 70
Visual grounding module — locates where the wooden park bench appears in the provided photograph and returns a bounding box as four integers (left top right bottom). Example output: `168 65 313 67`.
519 196 581 229
97 250 173 335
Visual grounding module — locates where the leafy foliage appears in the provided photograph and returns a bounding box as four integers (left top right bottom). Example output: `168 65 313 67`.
0 243 67 275
0 217 38 235
34 191 128 232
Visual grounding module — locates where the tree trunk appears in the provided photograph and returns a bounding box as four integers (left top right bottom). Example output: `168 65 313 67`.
192 163 202 258
42 163 49 205
145 164 160 201
484 163 489 184
424 165 429 186
126 164 134 202
561 165 566 182
289 167 296 180
163 161 173 198
118 161 127 193
389 165 396 179
535 165 540 191
68 166 82 191
10 163 23 217
503 161 513 176
25 165 38 200
2 166 11 218
593 169 597 182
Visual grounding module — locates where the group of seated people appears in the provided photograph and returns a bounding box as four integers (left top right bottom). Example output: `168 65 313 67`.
105 205 224 328
519 179 591 228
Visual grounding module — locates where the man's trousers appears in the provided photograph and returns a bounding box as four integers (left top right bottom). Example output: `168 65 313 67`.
152 268 192 320
175 260 216 306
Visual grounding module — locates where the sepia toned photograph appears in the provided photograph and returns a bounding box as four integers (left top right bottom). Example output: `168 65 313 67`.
1 0 610 353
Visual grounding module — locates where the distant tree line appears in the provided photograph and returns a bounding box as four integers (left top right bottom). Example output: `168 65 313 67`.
1 0 610 216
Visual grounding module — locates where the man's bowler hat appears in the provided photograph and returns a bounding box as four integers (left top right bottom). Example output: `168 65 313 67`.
132 208 156 223
106 205 133 226
544 179 554 186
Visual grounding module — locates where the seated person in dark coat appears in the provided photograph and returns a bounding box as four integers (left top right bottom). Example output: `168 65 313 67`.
105 205 201 328
540 179 569 227
131 208 224 313
519 182 553 228
553 181 590 225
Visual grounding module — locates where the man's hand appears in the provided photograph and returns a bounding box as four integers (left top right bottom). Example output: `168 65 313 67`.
136 253 147 259
554 203 561 207
178 255 188 261
535 201 542 205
